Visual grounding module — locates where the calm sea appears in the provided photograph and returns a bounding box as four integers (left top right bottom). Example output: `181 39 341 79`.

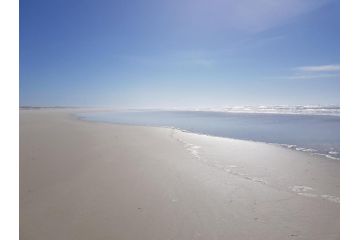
78 110 340 160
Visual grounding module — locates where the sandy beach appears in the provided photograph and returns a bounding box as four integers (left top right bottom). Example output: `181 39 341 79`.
20 109 339 240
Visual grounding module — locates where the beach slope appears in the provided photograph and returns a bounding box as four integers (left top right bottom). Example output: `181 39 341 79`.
20 110 339 240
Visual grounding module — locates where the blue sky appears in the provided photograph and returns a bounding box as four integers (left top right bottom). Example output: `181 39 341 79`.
20 0 339 108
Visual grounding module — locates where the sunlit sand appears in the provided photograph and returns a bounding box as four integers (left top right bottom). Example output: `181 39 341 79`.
20 109 339 240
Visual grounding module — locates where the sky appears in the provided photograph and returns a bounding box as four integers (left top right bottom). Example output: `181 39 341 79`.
20 0 340 108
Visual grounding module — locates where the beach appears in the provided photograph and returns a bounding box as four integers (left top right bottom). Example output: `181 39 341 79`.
20 109 339 240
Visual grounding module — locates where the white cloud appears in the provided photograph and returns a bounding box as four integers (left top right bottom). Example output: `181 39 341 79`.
277 64 340 80
287 74 339 80
296 64 340 72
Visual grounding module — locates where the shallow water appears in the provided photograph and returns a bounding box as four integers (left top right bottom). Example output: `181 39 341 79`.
78 111 340 160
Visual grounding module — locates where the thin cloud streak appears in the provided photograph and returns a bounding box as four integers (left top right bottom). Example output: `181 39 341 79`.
296 64 340 72
276 64 340 80
287 74 339 80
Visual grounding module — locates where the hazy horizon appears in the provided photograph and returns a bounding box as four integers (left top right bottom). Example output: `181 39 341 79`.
20 0 339 108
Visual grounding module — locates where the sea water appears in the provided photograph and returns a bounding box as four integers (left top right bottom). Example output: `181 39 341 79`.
78 110 340 160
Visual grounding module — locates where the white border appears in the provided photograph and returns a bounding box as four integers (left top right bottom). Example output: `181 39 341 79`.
341 0 359 239
0 0 19 239
2 0 358 239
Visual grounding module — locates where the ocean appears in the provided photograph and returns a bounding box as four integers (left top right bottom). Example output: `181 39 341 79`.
77 109 340 160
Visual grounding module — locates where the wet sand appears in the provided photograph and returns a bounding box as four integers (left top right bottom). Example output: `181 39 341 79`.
20 109 339 240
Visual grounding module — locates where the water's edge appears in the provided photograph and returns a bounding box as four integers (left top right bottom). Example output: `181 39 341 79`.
73 112 339 161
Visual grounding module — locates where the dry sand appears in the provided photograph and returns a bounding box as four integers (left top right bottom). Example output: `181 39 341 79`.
20 109 339 240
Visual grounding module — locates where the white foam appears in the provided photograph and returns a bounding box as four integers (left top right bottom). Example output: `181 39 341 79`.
163 105 340 116
298 193 318 198
280 144 297 149
321 194 340 203
184 143 201 158
313 153 340 161
278 143 339 160
227 165 238 168
245 176 268 184
290 186 339 204
294 147 317 152
291 185 314 192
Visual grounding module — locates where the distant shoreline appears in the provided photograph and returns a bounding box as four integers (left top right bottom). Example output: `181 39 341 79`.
19 105 340 116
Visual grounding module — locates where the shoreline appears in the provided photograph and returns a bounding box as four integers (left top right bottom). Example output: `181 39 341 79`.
74 111 340 161
20 109 339 240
